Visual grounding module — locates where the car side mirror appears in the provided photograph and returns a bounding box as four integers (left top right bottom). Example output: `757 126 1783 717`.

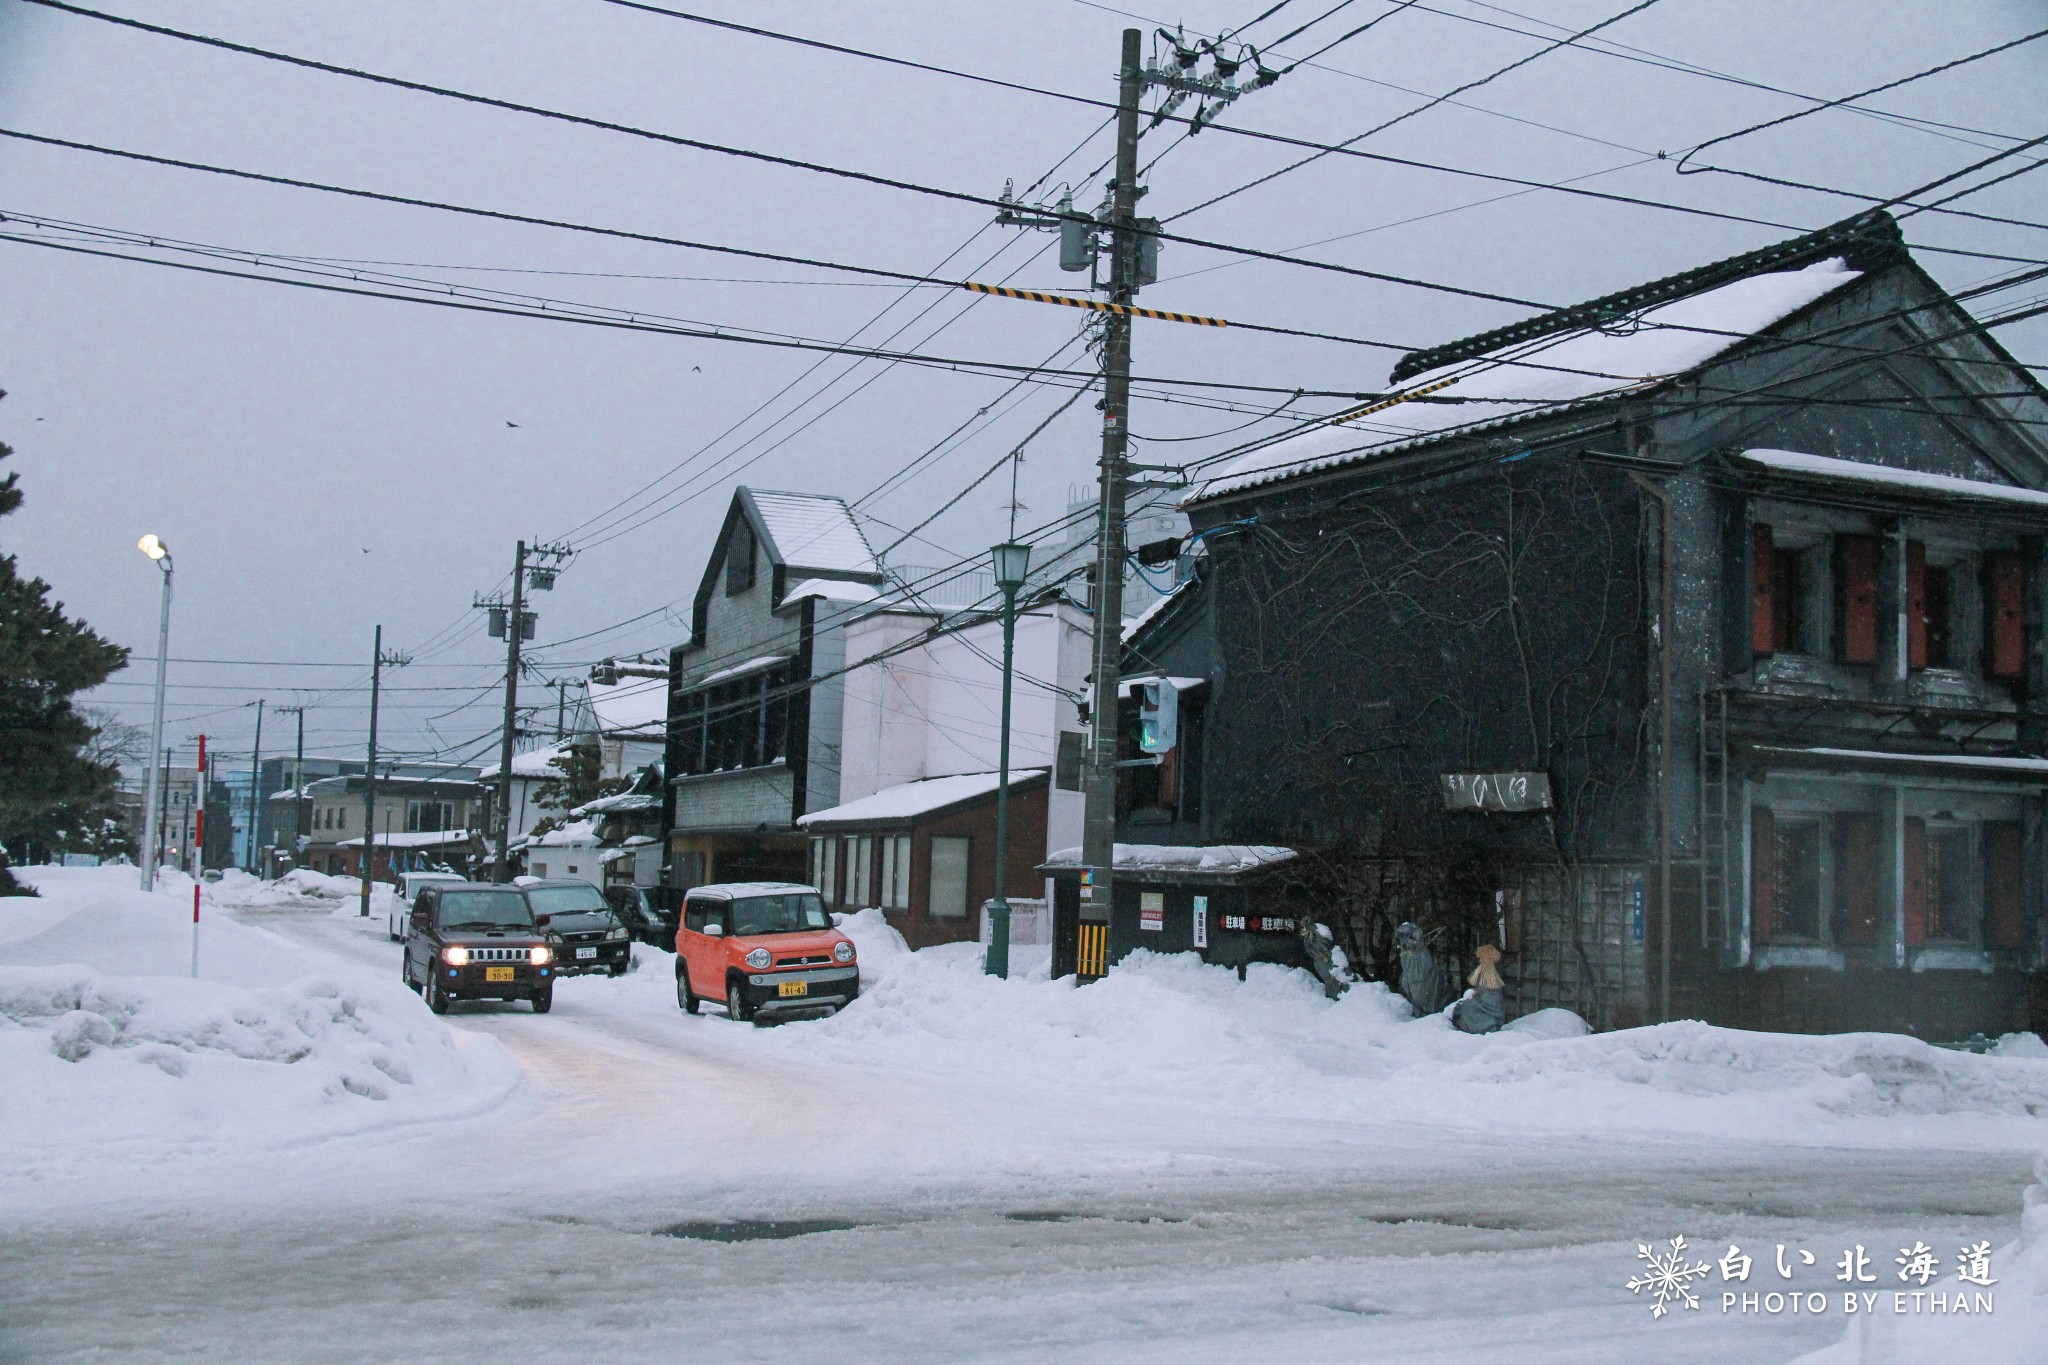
410 908 428 929
703 922 724 937
536 914 551 928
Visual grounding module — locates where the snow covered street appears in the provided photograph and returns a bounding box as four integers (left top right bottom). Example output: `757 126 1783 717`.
4 868 2044 1362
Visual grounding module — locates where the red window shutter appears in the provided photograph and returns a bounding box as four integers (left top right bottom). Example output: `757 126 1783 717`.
1834 814 1879 946
1903 816 1928 946
1750 806 1776 944
1751 524 1776 657
1985 821 2024 950
1835 534 1879 665
1985 551 2026 680
1906 540 1928 671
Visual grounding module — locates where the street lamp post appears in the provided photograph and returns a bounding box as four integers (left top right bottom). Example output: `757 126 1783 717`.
984 541 1032 978
136 534 173 892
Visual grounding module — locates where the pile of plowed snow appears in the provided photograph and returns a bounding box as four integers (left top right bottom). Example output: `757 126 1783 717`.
0 867 516 1161
730 910 2048 1147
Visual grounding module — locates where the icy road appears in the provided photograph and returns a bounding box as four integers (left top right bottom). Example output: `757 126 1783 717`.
2 875 2039 1364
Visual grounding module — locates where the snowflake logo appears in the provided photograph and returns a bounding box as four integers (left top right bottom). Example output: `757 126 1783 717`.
1627 1235 1714 1319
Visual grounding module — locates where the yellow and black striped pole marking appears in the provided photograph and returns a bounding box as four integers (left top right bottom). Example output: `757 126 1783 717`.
1323 373 1461 427
1076 922 1109 978
962 280 1228 328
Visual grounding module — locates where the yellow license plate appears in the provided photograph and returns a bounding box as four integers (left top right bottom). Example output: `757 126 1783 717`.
485 966 515 983
777 980 808 998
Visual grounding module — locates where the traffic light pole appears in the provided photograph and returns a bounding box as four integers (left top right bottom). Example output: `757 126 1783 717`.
493 540 528 883
1077 28 1146 956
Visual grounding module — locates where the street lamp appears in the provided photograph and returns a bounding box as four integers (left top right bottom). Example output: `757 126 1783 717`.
984 540 1032 978
136 534 173 892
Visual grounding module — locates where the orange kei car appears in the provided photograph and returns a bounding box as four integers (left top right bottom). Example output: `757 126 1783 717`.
674 882 859 1024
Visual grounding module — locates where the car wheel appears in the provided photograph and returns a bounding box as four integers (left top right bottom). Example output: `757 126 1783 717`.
726 977 750 1023
401 954 414 991
532 984 553 1014
608 964 628 979
427 973 450 1015
676 967 700 1014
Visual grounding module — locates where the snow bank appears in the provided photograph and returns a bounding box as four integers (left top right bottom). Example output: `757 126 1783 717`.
1788 1149 2048 1364
752 933 2048 1146
203 867 365 911
0 868 517 1166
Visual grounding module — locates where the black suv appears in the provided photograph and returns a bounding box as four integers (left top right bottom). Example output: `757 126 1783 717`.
523 880 632 977
403 882 555 1013
606 884 681 949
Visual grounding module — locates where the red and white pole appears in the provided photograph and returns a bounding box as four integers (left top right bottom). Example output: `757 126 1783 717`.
192 734 205 978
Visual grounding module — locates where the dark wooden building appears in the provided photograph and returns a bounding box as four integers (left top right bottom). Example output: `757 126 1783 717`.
1111 210 2048 1039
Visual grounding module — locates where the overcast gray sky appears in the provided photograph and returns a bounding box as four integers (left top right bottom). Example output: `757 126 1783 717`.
2 0 2043 773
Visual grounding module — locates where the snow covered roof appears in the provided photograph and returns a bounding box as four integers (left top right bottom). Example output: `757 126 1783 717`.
1122 581 1188 642
584 679 667 737
1736 448 2048 509
785 577 881 606
746 489 878 577
528 819 600 847
696 653 789 688
1041 843 1299 876
477 745 570 781
574 790 661 816
333 829 481 849
1194 259 1862 502
1120 674 1206 696
1754 746 2048 776
797 769 1048 827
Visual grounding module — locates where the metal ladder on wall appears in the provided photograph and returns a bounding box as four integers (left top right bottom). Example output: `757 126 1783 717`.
1696 688 1731 957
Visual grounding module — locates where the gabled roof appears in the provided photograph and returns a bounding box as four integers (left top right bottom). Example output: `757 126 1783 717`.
1195 256 1864 501
745 489 878 578
796 769 1047 828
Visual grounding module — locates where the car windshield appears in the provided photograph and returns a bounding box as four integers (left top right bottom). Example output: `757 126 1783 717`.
437 890 533 929
730 893 831 936
526 885 609 916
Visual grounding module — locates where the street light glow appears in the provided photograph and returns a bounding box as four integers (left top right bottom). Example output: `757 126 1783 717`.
137 533 168 561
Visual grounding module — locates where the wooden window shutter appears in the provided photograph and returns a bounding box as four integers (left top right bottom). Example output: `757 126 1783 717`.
1751 524 1776 657
1984 551 2026 680
1985 821 2024 950
1750 806 1776 944
1902 816 1928 946
1835 534 1880 664
1833 813 1879 945
1906 540 1928 671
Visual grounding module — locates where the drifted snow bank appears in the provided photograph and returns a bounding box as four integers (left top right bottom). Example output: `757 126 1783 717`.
205 866 364 910
792 911 2048 1145
0 867 516 1159
1789 1150 2048 1364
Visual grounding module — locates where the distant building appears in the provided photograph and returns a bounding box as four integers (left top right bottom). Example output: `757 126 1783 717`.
300 774 489 880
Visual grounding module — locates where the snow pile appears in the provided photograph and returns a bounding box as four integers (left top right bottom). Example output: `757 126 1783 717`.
776 925 2048 1145
1789 1149 2048 1364
204 867 362 911
0 868 516 1164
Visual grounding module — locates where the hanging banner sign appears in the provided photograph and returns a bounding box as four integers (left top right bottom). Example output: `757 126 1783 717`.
1439 771 1553 813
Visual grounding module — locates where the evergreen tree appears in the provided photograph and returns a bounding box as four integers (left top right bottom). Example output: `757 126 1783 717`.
526 743 632 840
0 410 130 892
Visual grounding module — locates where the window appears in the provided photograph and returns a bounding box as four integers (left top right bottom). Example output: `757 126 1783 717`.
1920 823 1975 942
928 836 970 917
406 800 454 832
841 835 872 908
532 862 548 878
810 837 838 905
1905 540 1957 670
683 898 720 933
880 834 910 909
1751 525 1802 656
672 668 789 776
1750 806 1878 946
726 518 756 595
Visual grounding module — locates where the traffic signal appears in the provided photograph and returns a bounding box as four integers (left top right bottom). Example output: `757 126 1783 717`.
1137 678 1178 754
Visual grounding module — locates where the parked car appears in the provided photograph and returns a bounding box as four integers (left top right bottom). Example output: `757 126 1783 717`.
387 870 466 941
606 884 680 948
673 882 857 1024
523 880 632 977
402 881 554 1013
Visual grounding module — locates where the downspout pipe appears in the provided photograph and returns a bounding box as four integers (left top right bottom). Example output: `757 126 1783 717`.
1628 470 1676 1026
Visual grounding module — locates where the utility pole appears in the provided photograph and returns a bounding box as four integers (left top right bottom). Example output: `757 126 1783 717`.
477 540 569 883
277 705 306 864
357 629 410 915
998 28 1273 978
245 698 264 873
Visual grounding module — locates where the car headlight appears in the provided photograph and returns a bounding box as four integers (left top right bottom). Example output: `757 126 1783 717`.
744 947 772 970
833 940 855 964
529 944 552 966
606 926 629 941
443 945 470 966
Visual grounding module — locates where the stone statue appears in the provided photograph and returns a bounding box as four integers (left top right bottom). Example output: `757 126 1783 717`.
1395 921 1442 1017
1452 944 1507 1034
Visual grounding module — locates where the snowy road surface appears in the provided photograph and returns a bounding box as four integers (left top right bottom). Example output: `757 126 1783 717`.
2 873 2040 1363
